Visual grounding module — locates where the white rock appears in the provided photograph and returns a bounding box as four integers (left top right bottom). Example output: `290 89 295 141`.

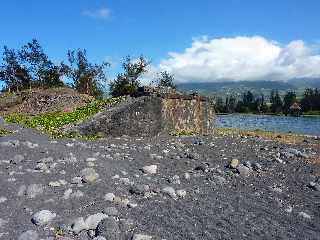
17 185 27 196
93 236 107 240
162 186 177 199
184 172 191 180
104 193 115 202
26 184 44 198
48 181 61 187
81 168 99 183
176 189 187 198
85 213 108 230
86 157 97 162
298 211 311 219
132 234 153 240
63 189 73 199
71 176 82 184
71 217 88 234
142 165 157 174
0 197 7 203
32 210 56 226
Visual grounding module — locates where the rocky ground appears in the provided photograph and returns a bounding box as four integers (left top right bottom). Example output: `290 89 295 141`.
0 117 319 240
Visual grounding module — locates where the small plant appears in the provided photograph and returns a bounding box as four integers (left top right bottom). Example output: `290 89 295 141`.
3 97 124 138
0 128 12 136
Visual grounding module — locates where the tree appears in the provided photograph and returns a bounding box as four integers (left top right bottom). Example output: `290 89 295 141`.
215 97 225 113
301 88 320 112
0 46 31 91
283 91 297 115
156 71 176 89
66 49 110 97
109 56 150 97
225 95 237 113
270 90 283 113
19 39 66 88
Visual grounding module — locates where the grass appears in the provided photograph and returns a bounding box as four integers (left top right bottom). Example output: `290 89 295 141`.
3 97 124 139
215 127 306 144
0 128 13 137
302 111 320 116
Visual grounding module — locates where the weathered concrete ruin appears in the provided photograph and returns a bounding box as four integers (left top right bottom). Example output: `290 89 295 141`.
63 93 215 137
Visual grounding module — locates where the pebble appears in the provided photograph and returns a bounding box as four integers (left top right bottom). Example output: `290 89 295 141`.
298 211 311 219
18 230 39 240
0 197 7 203
176 189 187 198
104 193 116 202
81 168 99 183
308 181 320 191
236 164 251 176
32 210 56 226
71 217 87 234
85 213 108 230
71 176 82 184
229 159 239 169
142 165 157 174
132 234 153 240
96 217 121 240
162 186 177 199
184 172 191 180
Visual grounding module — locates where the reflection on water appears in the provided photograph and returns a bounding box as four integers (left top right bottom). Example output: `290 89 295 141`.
216 114 320 136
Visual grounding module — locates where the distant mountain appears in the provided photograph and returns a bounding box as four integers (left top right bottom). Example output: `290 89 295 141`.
177 79 320 99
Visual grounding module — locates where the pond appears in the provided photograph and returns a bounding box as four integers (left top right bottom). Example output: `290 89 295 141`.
216 114 320 136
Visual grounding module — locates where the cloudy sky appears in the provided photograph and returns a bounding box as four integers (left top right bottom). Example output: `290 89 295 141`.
1 0 320 83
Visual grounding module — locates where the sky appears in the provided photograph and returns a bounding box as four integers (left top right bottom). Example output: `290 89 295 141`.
1 0 320 83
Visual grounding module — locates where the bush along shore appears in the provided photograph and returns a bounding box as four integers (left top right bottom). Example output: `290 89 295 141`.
0 112 320 239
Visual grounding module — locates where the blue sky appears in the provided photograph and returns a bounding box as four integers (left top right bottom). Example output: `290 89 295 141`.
1 0 320 82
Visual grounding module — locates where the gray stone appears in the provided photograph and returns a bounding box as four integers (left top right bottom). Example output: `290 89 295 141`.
308 181 320 191
142 165 157 174
32 210 56 226
71 217 88 234
96 217 121 240
104 193 115 202
85 213 108 230
176 189 187 198
236 164 251 176
298 211 311 219
132 234 153 240
81 168 99 183
18 230 39 240
162 186 177 199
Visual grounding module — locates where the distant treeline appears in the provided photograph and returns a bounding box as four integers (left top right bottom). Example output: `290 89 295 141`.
0 39 175 98
215 89 320 115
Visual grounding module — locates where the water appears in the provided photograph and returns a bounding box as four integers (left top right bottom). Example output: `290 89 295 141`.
216 114 320 136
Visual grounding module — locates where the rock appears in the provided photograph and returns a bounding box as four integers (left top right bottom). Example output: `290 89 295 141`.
93 237 107 240
85 213 108 230
176 189 187 198
236 164 251 176
194 165 207 172
209 174 226 184
298 211 311 219
26 184 44 198
0 197 7 203
103 207 119 216
104 193 116 202
184 172 191 180
71 176 82 184
18 230 39 240
229 159 239 169
0 218 8 227
162 186 177 199
17 185 27 196
132 234 153 240
308 182 320 191
168 175 181 184
35 162 48 171
128 202 138 208
62 188 73 199
86 157 97 162
48 181 62 187
81 168 99 183
32 210 56 226
11 154 24 164
252 162 262 171
129 185 146 195
96 217 121 240
71 217 88 234
142 165 157 174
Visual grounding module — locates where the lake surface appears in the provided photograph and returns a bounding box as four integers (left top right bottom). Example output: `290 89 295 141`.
216 114 320 136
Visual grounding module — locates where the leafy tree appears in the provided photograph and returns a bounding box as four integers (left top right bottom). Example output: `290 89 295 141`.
225 95 237 113
19 39 66 88
301 88 320 112
270 90 283 113
0 46 31 91
109 56 150 97
66 49 110 97
156 71 176 89
215 97 225 113
283 91 297 115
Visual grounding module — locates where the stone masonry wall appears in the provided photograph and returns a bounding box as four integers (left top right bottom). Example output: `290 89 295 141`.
64 95 215 137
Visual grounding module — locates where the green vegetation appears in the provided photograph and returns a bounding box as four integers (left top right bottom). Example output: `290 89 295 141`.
0 128 12 137
215 88 320 116
3 97 124 138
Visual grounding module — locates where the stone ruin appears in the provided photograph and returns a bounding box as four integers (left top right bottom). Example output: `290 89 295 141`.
63 88 215 137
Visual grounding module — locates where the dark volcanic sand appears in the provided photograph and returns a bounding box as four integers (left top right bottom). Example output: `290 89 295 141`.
0 118 319 240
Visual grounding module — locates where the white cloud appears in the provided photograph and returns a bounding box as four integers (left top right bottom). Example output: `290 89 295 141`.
159 36 320 83
82 7 111 19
